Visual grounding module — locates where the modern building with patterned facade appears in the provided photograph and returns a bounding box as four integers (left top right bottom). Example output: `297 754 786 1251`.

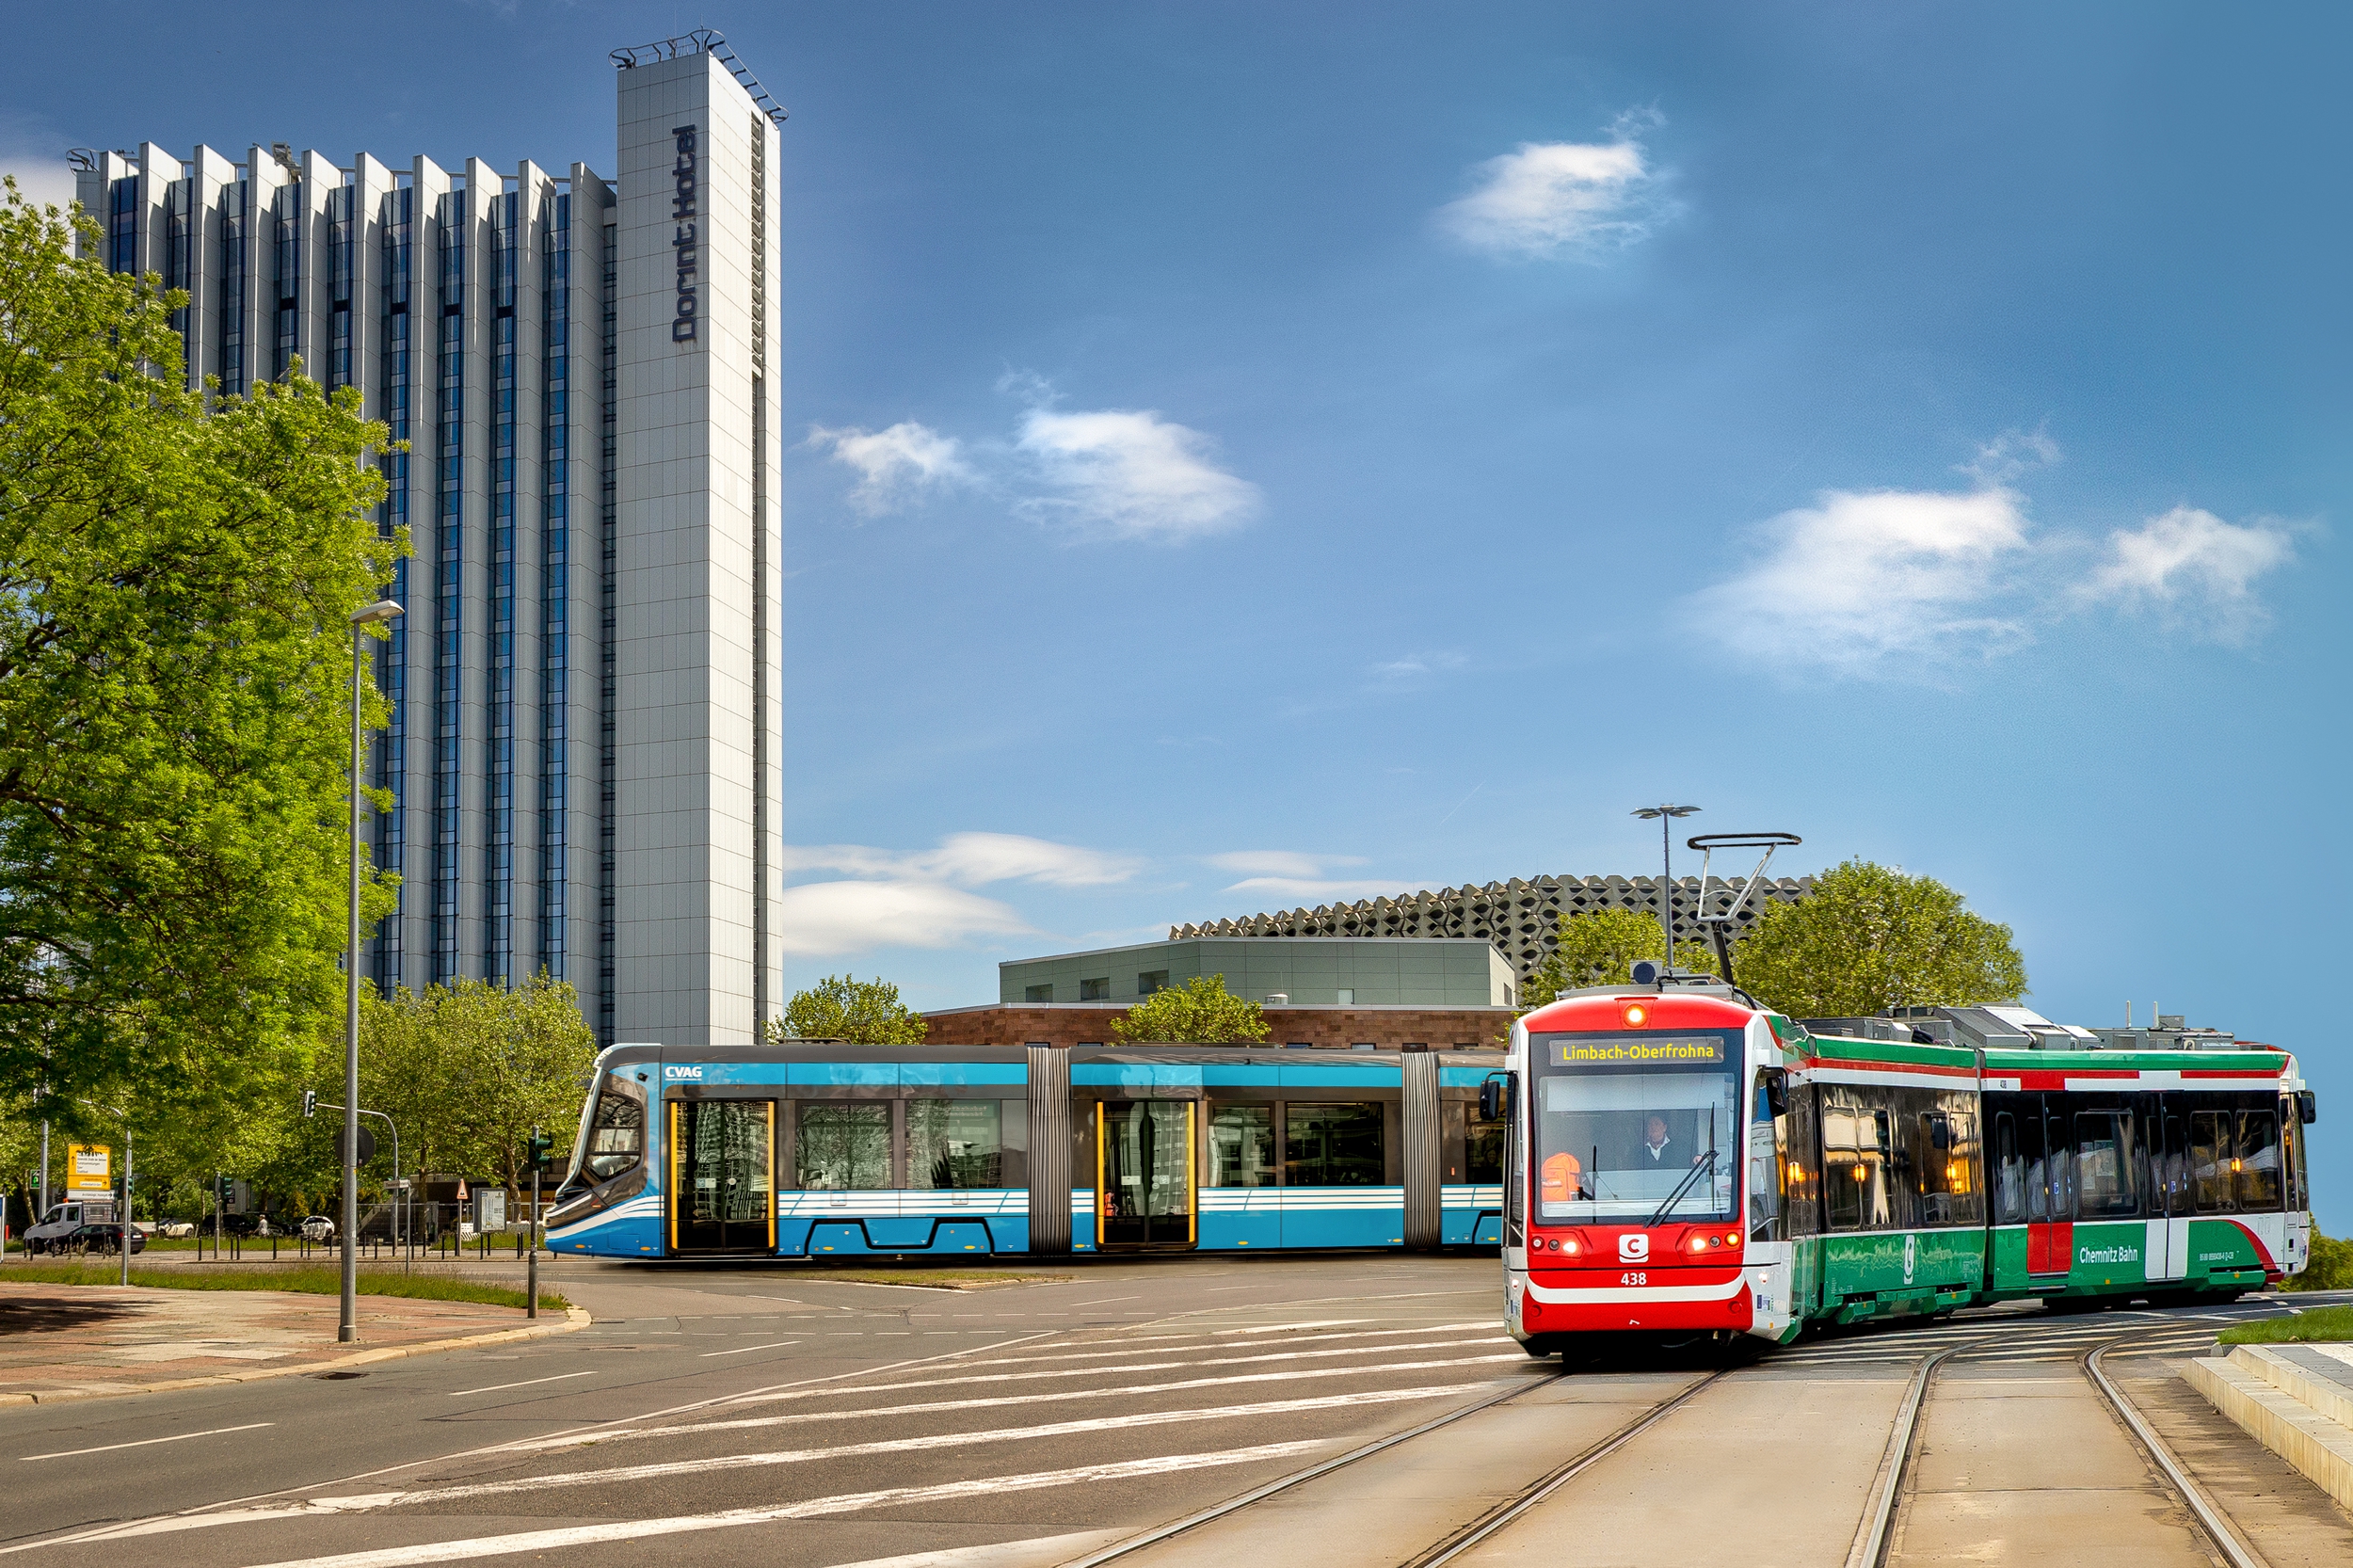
74 32 786 1048
1172 872 1816 986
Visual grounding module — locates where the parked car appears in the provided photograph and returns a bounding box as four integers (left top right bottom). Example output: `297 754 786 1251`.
298 1215 335 1242
152 1220 196 1238
58 1222 145 1256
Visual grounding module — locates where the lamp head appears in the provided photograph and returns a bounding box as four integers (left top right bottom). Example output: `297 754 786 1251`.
351 600 404 626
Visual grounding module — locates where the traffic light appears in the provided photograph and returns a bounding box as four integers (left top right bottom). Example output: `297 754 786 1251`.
526 1130 554 1174
301 1090 316 1119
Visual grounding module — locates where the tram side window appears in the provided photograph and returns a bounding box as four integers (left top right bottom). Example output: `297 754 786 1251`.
1748 1072 1784 1241
2282 1109 2307 1212
797 1102 890 1191
2073 1112 2140 1218
1209 1104 1275 1187
583 1079 646 1181
1822 1097 1863 1231
1286 1103 1385 1187
1914 1111 1980 1226
1465 1114 1503 1185
2235 1111 2281 1212
1993 1114 2025 1224
1784 1085 1821 1238
2189 1111 2235 1213
907 1099 1025 1190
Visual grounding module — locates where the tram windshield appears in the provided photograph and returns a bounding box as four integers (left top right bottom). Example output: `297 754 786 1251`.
1531 1031 1740 1224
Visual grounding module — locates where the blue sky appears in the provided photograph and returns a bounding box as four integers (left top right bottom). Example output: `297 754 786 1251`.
5 4 2344 1213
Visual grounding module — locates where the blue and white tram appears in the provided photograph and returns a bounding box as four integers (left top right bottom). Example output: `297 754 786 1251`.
546 1041 1508 1258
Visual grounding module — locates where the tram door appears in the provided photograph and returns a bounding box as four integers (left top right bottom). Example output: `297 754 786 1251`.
2147 1102 2188 1282
669 1099 776 1255
1097 1100 1196 1248
2022 1099 2073 1277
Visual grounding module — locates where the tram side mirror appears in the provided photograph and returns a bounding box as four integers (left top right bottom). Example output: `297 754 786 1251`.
1764 1075 1788 1117
2298 1091 2317 1125
1479 1076 1506 1121
1929 1115 1951 1151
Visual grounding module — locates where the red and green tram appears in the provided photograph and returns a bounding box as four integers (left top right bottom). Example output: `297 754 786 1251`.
1497 982 2316 1354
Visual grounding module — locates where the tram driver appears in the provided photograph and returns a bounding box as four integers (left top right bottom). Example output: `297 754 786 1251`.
1633 1112 1708 1167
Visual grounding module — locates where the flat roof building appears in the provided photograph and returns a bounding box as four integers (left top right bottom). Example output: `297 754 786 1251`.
75 32 787 1046
998 936 1515 1009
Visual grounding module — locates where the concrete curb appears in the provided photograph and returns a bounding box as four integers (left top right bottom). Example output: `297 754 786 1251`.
2185 1347 2353 1512
0 1305 591 1408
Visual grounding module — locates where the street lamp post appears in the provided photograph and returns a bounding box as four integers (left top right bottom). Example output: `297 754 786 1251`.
343 599 403 1344
1631 804 1701 967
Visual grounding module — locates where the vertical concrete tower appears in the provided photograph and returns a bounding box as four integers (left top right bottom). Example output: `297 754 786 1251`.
612 39 785 1047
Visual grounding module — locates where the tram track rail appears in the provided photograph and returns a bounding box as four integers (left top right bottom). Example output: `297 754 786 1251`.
1851 1318 2274 1568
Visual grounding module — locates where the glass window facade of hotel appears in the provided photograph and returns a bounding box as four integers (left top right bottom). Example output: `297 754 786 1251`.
74 145 623 1032
74 36 791 1049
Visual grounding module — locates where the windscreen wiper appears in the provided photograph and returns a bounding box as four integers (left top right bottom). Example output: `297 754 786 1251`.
1646 1147 1719 1229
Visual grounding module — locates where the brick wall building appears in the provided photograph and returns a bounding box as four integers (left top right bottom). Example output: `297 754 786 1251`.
921 1001 1512 1052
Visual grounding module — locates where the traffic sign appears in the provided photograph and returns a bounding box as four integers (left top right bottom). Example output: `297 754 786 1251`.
337 1126 376 1165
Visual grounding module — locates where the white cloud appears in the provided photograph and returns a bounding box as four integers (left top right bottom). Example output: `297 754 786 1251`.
2080 505 2295 644
1439 115 1668 260
1690 487 2036 673
1369 649 1467 684
1014 407 1260 544
1205 851 1367 879
780 832 1139 889
0 114 80 212
806 421 973 516
1222 876 1433 905
774 832 1139 955
1960 428 2061 485
775 881 1031 957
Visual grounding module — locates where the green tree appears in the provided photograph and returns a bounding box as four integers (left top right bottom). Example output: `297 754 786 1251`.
769 975 927 1045
356 975 598 1201
1520 908 1719 1010
0 183 404 1138
1733 859 2025 1018
1109 975 1271 1045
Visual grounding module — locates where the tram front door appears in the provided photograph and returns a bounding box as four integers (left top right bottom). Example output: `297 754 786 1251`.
669 1099 776 1255
1097 1100 1196 1248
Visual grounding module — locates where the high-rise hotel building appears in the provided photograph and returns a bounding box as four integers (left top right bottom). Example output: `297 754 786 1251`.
75 33 787 1048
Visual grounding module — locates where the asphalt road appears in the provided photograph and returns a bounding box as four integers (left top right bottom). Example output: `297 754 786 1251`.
0 1252 1531 1568
5 1260 2345 1568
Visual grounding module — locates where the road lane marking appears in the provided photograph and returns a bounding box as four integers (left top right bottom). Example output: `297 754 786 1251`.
445 1371 597 1398
1068 1296 1141 1307
698 1340 803 1358
928 1320 1497 1368
1 1331 1060 1556
228 1442 1336 1565
712 1337 1516 1407
277 1381 1507 1512
18 1424 275 1462
508 1357 1530 1451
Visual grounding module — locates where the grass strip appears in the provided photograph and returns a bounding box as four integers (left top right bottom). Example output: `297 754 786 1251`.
3 1261 566 1313
2216 1304 2353 1344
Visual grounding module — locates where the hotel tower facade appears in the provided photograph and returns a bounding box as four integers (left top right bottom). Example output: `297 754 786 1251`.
75 33 786 1048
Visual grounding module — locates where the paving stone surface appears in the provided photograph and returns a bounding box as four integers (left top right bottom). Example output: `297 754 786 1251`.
0 1283 538 1400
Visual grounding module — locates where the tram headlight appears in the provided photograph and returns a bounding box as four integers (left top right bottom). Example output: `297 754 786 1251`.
1623 1002 1649 1027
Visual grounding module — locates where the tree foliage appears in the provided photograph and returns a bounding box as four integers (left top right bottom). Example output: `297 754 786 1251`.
769 975 927 1046
353 975 599 1199
1109 975 1271 1045
1734 859 2025 1018
1520 908 1719 1010
0 183 403 1138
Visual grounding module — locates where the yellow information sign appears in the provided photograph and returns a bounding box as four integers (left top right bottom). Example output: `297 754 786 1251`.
65 1144 111 1196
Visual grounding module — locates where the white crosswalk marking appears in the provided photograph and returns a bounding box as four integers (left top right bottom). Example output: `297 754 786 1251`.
232 1444 1338 1568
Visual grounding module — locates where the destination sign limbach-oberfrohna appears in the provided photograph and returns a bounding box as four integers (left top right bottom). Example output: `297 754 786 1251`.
1548 1037 1727 1066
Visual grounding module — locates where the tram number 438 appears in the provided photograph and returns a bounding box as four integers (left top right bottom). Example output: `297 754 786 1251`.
1620 1272 1648 1286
